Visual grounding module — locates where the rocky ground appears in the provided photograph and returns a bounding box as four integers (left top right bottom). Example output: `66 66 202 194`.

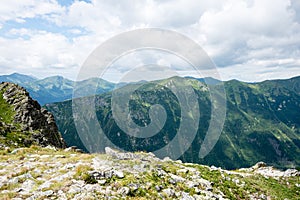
0 146 299 200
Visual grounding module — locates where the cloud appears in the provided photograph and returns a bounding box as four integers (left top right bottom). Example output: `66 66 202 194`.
0 30 79 77
0 0 299 82
0 0 64 24
194 0 299 60
218 58 300 82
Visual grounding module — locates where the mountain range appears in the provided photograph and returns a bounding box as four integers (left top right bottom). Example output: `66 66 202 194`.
42 75 300 170
1 73 300 169
0 73 115 105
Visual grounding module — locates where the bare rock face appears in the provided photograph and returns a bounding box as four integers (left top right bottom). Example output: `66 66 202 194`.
0 82 66 148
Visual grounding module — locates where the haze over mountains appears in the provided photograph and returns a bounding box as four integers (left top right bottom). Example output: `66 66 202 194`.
0 73 115 105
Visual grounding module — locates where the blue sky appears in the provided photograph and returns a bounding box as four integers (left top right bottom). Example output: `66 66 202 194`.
0 0 299 82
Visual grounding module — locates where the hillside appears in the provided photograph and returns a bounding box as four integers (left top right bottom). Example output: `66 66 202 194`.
46 76 300 170
0 146 298 199
0 82 65 148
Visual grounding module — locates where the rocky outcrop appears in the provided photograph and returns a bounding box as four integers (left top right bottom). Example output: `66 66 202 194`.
0 82 65 148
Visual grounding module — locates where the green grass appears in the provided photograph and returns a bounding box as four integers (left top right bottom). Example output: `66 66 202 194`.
0 90 15 124
183 163 300 199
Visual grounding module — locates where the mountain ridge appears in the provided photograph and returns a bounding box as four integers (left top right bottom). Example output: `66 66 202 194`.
45 75 300 169
0 73 115 105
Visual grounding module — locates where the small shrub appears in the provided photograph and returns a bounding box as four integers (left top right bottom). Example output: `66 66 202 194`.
82 173 97 184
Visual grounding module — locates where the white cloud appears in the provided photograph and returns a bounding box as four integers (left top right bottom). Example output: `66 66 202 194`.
0 0 299 82
218 58 300 82
0 30 80 78
0 0 64 24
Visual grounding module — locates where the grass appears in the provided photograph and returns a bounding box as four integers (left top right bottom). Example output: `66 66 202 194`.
182 163 300 200
0 90 15 124
0 90 38 148
73 164 95 183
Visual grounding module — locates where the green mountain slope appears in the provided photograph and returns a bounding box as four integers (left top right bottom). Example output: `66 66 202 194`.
45 76 300 169
200 78 300 169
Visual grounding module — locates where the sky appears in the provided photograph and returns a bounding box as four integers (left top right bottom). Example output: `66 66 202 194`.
0 0 299 82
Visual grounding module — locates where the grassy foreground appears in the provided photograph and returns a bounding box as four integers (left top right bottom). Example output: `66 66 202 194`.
0 146 298 199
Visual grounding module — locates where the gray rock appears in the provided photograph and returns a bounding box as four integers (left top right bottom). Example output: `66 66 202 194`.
41 190 54 197
74 192 94 200
8 177 19 185
40 155 50 159
11 148 25 154
114 170 124 179
232 178 240 185
19 173 33 180
118 187 130 196
169 173 185 183
197 178 212 188
57 190 67 199
169 178 176 184
185 181 199 188
181 192 195 200
284 169 300 177
54 155 66 158
177 168 189 174
157 169 167 177
105 147 117 156
252 162 267 170
155 185 162 192
19 180 36 194
259 194 268 200
38 181 52 190
105 147 139 160
104 170 113 179
128 183 139 192
68 185 82 194
163 157 173 162
98 180 107 185
63 163 76 170
162 188 175 197
64 146 76 152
